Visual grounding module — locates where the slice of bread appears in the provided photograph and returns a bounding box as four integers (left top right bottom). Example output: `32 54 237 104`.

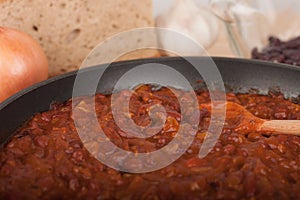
0 0 154 76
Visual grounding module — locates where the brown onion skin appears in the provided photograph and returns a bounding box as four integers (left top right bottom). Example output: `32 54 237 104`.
0 26 48 102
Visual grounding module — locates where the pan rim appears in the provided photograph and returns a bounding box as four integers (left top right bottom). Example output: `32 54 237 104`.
1 56 299 110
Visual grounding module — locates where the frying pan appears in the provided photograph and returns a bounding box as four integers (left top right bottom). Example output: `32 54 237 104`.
1 56 300 145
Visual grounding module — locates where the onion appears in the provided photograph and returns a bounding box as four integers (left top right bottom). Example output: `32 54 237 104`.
0 26 48 102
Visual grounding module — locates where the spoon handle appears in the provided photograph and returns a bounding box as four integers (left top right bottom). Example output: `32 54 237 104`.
260 120 300 135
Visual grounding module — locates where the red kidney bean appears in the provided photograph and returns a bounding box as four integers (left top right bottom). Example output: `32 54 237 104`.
252 36 300 66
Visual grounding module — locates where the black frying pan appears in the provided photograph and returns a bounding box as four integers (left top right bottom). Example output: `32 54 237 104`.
1 56 300 145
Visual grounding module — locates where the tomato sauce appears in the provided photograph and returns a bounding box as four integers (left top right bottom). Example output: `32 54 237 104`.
1 85 300 199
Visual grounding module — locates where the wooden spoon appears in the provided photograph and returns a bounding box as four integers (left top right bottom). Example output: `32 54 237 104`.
200 101 300 135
